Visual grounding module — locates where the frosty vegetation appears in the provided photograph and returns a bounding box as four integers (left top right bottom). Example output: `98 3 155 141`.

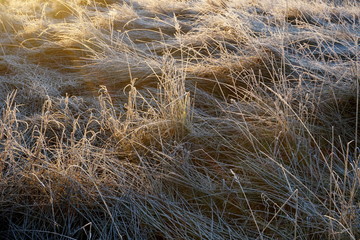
0 0 359 239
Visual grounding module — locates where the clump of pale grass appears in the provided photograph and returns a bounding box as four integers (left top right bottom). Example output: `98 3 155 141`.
0 0 359 239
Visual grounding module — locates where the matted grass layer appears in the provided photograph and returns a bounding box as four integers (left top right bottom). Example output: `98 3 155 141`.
0 0 359 239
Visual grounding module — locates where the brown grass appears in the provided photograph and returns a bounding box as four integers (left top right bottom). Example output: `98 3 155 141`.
0 0 359 239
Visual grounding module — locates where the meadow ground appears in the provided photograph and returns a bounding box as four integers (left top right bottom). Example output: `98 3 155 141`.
0 0 359 239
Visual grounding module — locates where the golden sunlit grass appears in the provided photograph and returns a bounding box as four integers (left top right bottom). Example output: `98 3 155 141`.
0 0 359 239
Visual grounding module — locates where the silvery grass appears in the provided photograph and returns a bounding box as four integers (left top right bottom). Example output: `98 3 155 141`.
0 0 359 239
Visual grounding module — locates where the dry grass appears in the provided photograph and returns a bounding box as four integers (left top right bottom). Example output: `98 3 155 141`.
0 0 359 239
